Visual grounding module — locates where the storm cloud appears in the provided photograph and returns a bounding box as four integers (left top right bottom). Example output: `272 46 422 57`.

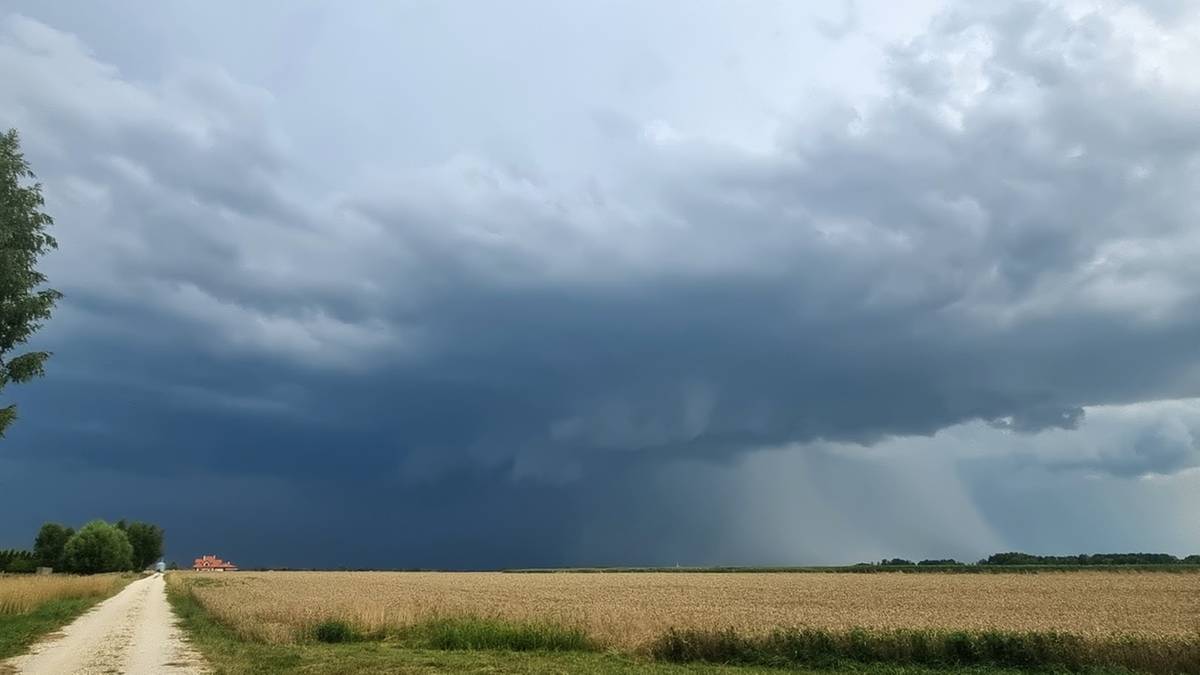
1 0 1198 567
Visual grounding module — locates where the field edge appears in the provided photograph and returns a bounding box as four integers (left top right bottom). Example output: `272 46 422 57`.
0 573 136 661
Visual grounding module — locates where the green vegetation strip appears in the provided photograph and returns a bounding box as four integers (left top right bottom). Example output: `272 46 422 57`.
307 616 594 651
0 597 99 660
649 627 1200 675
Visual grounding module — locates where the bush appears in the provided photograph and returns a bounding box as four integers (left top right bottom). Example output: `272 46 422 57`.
313 619 358 643
62 521 133 574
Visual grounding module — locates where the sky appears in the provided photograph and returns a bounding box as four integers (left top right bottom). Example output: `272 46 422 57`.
1 0 1199 569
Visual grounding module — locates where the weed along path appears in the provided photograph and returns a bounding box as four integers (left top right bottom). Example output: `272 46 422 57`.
1 574 207 675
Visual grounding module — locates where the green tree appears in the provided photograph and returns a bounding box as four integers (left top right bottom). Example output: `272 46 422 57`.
124 521 164 570
0 548 35 572
6 557 36 573
32 522 73 569
0 129 62 437
62 520 133 574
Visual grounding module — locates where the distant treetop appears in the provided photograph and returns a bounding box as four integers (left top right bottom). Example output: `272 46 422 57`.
979 552 1190 566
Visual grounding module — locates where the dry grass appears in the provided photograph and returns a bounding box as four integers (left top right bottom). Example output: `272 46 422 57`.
0 573 126 614
169 570 1200 649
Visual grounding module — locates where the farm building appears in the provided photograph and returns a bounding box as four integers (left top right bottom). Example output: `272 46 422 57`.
193 554 239 571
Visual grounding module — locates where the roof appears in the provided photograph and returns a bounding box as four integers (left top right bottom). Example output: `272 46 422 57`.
192 554 238 569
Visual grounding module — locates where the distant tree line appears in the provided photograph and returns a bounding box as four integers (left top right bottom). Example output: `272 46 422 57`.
979 552 1200 566
864 552 1200 567
1 519 164 574
0 549 37 573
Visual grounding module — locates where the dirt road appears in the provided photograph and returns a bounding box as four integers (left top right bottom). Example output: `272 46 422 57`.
1 574 207 675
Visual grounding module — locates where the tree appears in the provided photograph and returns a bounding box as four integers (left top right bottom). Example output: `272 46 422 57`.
6 557 36 573
62 520 133 574
0 129 62 437
33 522 73 569
0 548 35 572
124 521 165 570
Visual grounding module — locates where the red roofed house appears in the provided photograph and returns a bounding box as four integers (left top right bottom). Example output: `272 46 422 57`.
193 554 239 572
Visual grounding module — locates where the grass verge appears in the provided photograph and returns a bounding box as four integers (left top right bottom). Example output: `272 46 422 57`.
0 574 133 660
649 627 1199 674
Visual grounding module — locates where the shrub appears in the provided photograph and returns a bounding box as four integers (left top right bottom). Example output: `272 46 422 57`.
313 619 358 643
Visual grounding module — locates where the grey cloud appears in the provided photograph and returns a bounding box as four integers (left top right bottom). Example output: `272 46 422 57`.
10 2 1200 478
837 399 1200 479
1127 0 1196 23
990 406 1084 432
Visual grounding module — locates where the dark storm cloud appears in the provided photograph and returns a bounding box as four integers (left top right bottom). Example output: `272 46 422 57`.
3 1 1200 565
6 1 1200 470
324 0 1200 478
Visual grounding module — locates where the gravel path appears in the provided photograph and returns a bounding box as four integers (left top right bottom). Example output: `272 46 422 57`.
1 574 208 675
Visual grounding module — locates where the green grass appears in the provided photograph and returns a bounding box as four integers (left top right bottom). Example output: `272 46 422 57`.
402 616 595 652
0 596 106 660
649 627 1198 675
167 581 1146 674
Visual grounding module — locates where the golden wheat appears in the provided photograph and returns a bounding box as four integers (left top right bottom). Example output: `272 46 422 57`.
169 571 1200 647
0 573 126 614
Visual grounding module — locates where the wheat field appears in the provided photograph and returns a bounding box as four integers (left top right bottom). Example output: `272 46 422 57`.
0 573 126 614
171 570 1200 647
